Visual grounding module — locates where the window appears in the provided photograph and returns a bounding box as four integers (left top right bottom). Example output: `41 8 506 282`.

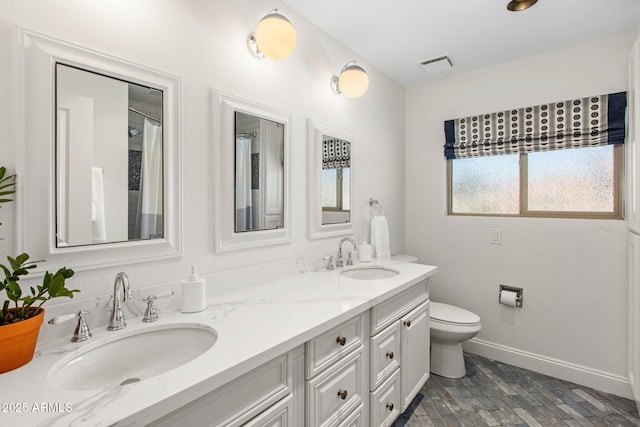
444 92 626 219
322 167 350 211
448 145 623 218
322 137 351 213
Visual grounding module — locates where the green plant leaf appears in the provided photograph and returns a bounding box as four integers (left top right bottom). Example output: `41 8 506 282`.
0 263 11 279
5 280 22 302
16 253 30 265
47 272 65 297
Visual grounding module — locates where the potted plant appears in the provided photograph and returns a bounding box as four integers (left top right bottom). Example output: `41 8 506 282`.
0 166 79 373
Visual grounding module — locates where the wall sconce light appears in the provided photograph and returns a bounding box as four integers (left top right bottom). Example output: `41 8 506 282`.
506 0 538 11
247 9 296 60
331 61 369 99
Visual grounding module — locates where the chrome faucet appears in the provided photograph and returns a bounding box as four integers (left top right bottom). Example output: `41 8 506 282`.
108 272 131 331
337 237 357 268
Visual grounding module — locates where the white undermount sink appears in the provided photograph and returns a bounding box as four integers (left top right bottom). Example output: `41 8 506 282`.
340 265 400 280
48 323 217 391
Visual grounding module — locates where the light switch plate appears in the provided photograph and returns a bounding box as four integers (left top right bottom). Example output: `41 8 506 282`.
490 228 502 245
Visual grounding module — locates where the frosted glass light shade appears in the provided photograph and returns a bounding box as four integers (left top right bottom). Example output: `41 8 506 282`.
254 11 296 60
335 63 369 98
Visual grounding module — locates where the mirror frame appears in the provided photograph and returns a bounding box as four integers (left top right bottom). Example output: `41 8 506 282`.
307 119 354 239
214 91 291 252
16 29 182 273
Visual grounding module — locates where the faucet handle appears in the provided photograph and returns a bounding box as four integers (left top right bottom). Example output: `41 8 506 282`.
48 310 92 342
142 291 174 323
323 256 335 271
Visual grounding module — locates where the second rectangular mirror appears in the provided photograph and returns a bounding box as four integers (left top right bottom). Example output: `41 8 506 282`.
215 92 290 251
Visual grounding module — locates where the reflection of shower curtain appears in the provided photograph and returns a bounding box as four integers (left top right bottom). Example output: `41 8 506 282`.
235 136 253 231
135 118 163 239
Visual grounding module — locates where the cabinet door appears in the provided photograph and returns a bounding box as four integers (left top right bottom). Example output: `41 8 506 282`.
400 301 429 412
244 394 292 427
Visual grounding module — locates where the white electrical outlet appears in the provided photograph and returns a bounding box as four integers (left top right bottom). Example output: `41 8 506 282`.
490 228 502 245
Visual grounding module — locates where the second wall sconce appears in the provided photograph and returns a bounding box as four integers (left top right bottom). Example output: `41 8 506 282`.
331 61 369 99
247 9 296 60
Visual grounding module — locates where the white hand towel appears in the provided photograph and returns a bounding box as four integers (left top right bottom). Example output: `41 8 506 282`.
91 167 106 243
370 215 391 260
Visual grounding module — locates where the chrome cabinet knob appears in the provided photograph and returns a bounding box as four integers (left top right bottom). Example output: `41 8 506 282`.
386 402 394 411
337 389 348 400
386 351 394 359
336 336 347 346
404 319 411 327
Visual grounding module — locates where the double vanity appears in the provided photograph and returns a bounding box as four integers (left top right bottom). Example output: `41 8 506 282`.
0 261 437 426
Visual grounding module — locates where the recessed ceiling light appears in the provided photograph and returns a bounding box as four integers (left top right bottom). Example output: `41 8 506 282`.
507 0 538 12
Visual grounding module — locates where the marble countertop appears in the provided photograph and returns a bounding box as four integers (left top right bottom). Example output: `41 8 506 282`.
0 261 437 426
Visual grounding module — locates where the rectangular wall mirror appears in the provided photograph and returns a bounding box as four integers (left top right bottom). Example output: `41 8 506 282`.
215 92 290 251
56 64 165 247
307 119 354 239
17 29 181 272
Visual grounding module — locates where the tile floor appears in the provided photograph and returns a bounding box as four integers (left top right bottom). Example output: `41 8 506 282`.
394 353 640 427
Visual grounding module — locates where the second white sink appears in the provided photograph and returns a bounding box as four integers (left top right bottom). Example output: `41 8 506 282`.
48 323 217 391
341 266 399 280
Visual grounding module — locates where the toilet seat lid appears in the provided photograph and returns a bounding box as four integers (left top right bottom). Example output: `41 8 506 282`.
430 302 480 325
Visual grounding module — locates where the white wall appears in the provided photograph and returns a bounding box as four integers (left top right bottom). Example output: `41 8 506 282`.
406 32 635 397
0 0 405 297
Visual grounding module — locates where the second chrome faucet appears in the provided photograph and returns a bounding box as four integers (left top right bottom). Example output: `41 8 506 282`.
337 237 357 268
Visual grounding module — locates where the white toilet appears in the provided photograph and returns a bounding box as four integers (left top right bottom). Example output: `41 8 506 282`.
429 302 481 378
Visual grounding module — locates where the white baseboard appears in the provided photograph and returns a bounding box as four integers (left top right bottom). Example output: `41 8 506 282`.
463 338 634 400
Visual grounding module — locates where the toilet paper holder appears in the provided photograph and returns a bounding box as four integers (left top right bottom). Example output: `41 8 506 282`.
499 285 523 308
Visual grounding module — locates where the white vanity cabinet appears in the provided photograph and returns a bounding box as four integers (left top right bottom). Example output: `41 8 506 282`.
152 345 304 427
305 312 369 427
369 281 430 426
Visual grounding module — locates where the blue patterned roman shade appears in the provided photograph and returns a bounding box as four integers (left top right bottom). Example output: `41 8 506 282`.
323 138 351 169
443 92 627 160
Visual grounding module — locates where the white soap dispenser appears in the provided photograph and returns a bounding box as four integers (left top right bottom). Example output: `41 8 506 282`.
181 265 206 313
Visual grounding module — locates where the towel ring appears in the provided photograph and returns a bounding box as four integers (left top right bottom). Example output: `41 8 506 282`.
369 198 384 217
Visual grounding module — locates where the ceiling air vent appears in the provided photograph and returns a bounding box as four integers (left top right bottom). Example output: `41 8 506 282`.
419 55 452 74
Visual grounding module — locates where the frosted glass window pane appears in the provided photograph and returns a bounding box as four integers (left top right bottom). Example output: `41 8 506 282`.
451 155 519 214
342 168 350 210
322 169 337 208
528 146 614 212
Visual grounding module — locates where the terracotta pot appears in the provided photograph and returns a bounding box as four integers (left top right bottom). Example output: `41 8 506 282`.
0 308 44 374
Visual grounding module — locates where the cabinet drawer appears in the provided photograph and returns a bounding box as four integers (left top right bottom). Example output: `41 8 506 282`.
369 321 401 390
370 369 400 427
371 281 428 335
306 314 364 379
152 353 291 427
306 348 365 427
337 403 365 427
